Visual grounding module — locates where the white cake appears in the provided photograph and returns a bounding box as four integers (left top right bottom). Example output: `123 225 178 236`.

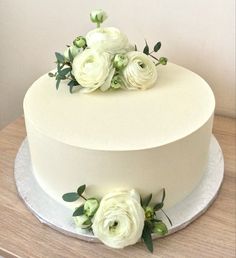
23 63 215 209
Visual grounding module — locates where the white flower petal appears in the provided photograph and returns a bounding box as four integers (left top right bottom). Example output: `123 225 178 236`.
86 27 131 54
100 68 115 91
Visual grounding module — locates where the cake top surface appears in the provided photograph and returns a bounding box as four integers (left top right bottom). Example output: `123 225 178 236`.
24 63 215 151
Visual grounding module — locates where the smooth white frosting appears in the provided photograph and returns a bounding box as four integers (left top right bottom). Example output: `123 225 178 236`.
23 63 215 208
24 63 215 151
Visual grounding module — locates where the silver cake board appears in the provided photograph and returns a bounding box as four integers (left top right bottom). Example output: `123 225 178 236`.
14 135 224 242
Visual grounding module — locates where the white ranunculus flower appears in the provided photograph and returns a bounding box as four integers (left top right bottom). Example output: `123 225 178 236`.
92 189 145 249
86 27 133 54
72 48 115 92
122 51 158 90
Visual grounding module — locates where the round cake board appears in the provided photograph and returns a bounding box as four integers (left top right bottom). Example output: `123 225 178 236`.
14 135 224 242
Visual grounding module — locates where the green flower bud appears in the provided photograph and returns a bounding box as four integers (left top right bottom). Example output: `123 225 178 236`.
111 75 123 89
64 45 80 60
152 221 168 236
74 214 92 229
90 9 107 27
159 57 168 65
84 198 99 217
113 54 129 70
144 206 155 220
73 36 86 48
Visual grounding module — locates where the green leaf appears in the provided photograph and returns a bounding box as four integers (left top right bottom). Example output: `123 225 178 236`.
55 52 65 63
56 74 66 80
73 205 84 216
68 80 79 87
161 188 166 203
143 40 149 55
142 221 153 253
153 189 166 211
68 49 74 63
141 193 152 208
58 67 71 77
153 202 163 211
56 78 61 90
82 219 92 226
68 80 79 94
62 192 79 202
154 42 161 52
77 184 86 196
69 85 73 94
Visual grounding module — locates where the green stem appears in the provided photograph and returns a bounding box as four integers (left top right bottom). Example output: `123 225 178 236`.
149 54 159 62
155 62 161 66
161 209 172 226
80 195 87 201
97 22 100 28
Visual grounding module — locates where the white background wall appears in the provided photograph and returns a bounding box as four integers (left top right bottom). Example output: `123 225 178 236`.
0 0 235 129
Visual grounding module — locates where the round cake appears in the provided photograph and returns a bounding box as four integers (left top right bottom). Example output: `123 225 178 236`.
23 63 215 209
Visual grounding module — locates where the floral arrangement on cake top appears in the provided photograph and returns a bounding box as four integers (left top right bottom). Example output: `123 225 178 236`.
49 9 168 93
63 185 172 252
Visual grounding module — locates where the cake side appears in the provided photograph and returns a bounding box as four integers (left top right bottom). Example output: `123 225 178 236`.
23 63 215 151
24 112 213 209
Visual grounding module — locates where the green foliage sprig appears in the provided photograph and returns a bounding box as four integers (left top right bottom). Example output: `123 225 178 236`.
140 188 172 253
140 40 168 66
63 184 99 229
48 49 80 93
62 184 171 253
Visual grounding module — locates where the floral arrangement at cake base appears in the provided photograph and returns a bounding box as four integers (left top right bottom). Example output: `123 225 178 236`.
62 185 172 252
49 9 168 93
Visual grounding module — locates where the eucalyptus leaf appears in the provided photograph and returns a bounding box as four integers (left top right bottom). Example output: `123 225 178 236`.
73 205 84 216
56 79 61 90
143 40 149 55
82 219 92 226
77 184 86 196
57 62 61 72
62 192 79 202
153 202 163 211
141 193 152 208
55 52 65 63
141 221 153 253
69 85 74 94
68 80 79 94
56 74 66 80
68 80 79 87
59 67 71 76
68 49 74 63
154 42 161 52
161 188 166 203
